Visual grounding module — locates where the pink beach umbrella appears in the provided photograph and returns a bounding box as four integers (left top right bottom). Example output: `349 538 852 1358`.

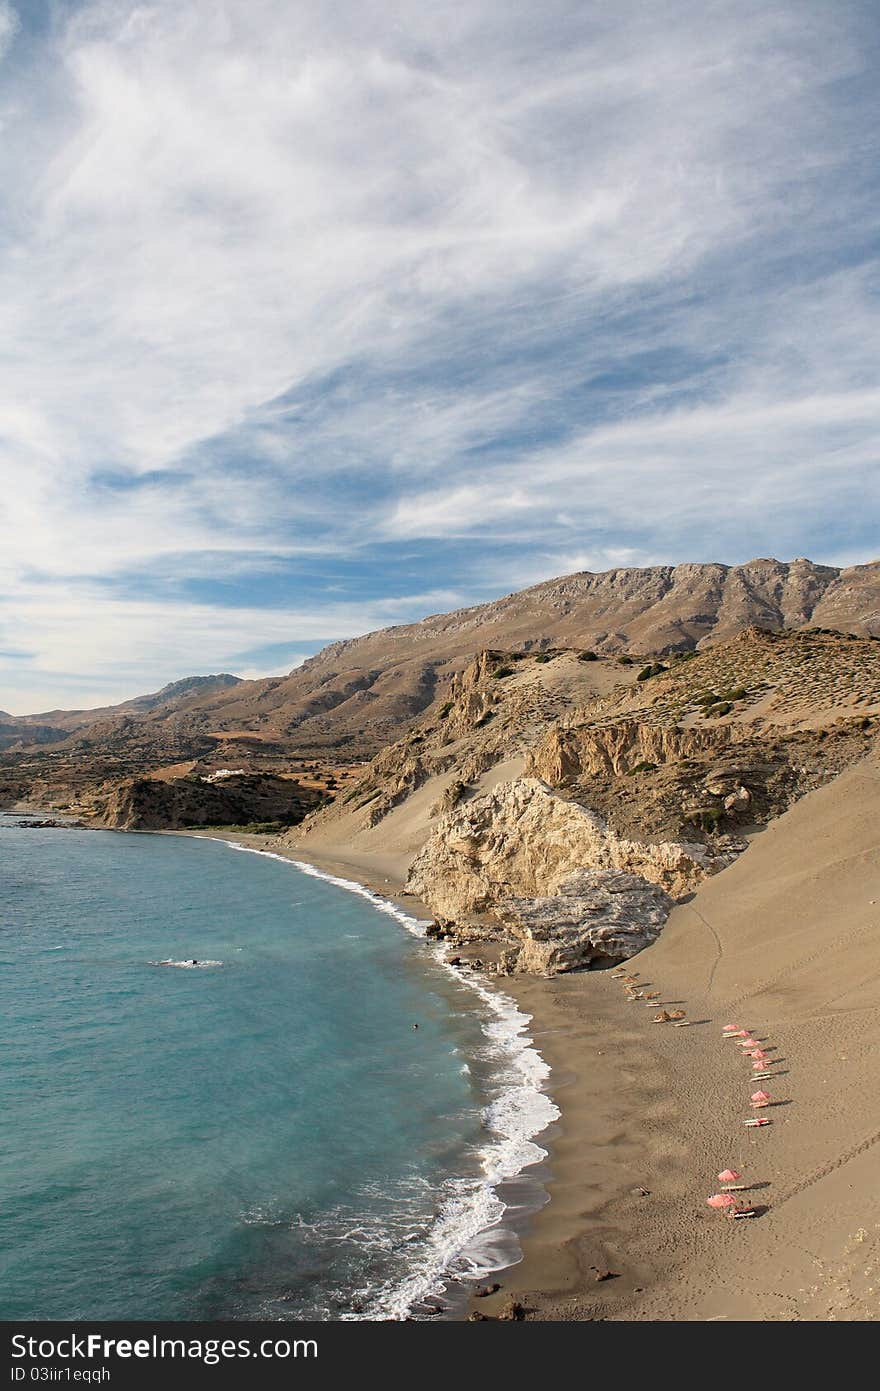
726 1030 748 1039
717 1169 742 1183
707 1193 737 1210
752 1059 771 1070
738 1037 759 1048
750 1090 771 1107
722 1025 740 1033
750 1049 768 1060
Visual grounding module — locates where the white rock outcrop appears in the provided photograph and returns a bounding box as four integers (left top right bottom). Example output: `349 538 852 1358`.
406 777 732 916
405 777 737 971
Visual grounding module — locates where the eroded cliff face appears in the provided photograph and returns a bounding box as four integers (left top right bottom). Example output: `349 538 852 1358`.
405 777 734 967
525 721 743 781
293 646 620 843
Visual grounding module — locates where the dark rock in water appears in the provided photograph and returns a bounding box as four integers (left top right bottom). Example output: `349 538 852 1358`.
497 1298 526 1321
474 1283 501 1298
14 818 82 829
412 1294 447 1317
446 955 462 966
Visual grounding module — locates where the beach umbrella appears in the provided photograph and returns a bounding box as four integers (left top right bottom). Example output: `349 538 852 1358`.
749 1050 768 1060
722 1025 740 1033
752 1060 772 1071
707 1194 737 1210
738 1037 759 1048
726 1030 748 1039
717 1169 742 1182
750 1091 771 1107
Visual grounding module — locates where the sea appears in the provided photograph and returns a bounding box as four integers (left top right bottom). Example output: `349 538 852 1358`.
0 815 558 1320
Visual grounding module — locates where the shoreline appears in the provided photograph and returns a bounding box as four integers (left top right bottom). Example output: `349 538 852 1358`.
169 824 718 1319
236 831 680 1318
172 826 565 1318
264 833 682 1319
103 763 880 1323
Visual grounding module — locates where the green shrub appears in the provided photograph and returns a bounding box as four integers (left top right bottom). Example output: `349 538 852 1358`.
578 650 598 661
705 701 732 718
627 760 658 775
637 662 667 681
492 666 514 679
618 655 633 665
698 688 745 706
438 701 453 719
685 808 724 831
534 652 550 663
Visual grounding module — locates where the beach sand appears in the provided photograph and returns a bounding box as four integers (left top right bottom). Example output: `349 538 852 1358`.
180 750 880 1320
474 749 880 1320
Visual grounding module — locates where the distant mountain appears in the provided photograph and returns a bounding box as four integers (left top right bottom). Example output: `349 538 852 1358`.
4 559 879 767
0 675 243 751
115 674 244 716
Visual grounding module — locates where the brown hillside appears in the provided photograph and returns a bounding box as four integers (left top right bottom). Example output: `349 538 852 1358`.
2 558 878 809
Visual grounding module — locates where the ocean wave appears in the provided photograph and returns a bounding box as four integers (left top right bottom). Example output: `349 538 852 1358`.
220 839 560 1320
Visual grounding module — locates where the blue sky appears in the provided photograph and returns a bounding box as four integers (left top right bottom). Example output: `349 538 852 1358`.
1 0 878 712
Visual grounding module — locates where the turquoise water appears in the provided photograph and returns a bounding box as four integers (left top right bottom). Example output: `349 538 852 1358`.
0 818 556 1320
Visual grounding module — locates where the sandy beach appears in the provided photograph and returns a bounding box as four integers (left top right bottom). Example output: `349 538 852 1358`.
180 751 880 1321
475 751 880 1321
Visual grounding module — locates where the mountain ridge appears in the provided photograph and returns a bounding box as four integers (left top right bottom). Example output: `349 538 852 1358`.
1 558 878 806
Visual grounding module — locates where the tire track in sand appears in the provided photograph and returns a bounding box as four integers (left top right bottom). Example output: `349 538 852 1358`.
773 1128 880 1210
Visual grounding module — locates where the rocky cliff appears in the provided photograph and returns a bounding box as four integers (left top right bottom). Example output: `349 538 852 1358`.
349 627 878 975
404 778 737 973
500 869 675 975
98 772 320 832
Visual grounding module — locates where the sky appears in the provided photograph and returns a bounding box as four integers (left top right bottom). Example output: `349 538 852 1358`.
1 0 878 713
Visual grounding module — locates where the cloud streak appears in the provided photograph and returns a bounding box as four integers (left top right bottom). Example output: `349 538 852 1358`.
1 0 878 709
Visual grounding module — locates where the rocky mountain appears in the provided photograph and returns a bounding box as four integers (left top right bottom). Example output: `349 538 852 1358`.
289 626 880 973
0 674 243 750
5 557 877 976
2 557 878 811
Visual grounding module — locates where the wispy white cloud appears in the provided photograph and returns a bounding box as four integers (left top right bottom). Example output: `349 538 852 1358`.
0 582 468 713
0 1 877 708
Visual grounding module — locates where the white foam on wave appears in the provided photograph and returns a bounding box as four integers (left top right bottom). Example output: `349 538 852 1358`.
220 839 561 1320
150 959 223 969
